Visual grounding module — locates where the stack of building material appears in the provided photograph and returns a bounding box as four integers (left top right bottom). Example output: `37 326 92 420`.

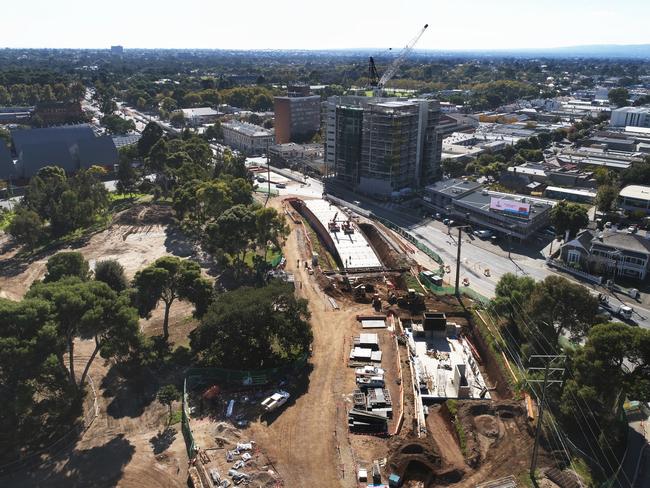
354 333 380 350
366 388 392 418
356 375 385 389
355 365 385 378
353 390 367 409
348 408 388 434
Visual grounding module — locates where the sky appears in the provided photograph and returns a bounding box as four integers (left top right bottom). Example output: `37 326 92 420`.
3 0 650 51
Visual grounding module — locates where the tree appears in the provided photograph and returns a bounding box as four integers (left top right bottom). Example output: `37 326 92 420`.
169 111 185 127
138 122 164 158
526 275 599 346
116 157 138 195
101 114 135 134
7 208 45 249
608 87 629 107
595 185 619 212
44 252 91 283
132 257 213 341
203 204 256 260
255 206 289 258
490 273 536 325
157 384 180 423
550 201 589 239
560 323 650 460
204 122 223 141
95 260 128 292
26 277 140 390
190 282 312 369
441 158 466 178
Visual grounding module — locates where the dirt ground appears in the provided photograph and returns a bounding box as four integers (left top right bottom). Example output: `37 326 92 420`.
0 208 200 488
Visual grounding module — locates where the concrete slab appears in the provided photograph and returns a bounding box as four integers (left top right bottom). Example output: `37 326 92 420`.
304 199 382 271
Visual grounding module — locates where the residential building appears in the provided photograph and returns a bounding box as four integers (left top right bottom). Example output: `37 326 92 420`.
274 87 321 144
1 124 118 180
325 96 442 196
179 107 221 126
222 120 273 155
619 185 650 215
34 101 84 126
610 106 650 128
560 229 650 280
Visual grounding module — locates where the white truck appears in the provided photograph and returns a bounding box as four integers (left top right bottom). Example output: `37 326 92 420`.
261 390 290 412
599 295 634 321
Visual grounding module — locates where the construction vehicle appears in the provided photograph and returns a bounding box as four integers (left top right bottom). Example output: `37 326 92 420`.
605 280 640 299
598 294 634 320
397 288 425 311
368 24 429 96
328 211 340 232
328 211 355 234
353 284 368 301
372 293 382 311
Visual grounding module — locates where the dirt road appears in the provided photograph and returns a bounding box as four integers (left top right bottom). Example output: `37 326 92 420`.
248 203 359 487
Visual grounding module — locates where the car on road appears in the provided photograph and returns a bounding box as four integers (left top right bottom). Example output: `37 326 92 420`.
473 229 494 239
275 182 286 188
261 390 290 412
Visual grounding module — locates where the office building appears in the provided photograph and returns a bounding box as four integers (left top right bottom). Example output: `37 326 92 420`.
274 86 321 144
325 96 442 196
610 106 650 128
222 120 273 155
111 45 124 56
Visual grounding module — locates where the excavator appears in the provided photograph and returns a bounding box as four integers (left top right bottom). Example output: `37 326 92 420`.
368 24 429 96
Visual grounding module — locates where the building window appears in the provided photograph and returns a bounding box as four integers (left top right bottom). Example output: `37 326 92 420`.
567 250 581 264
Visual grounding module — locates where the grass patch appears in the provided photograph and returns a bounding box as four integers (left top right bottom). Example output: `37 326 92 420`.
169 408 182 425
570 456 594 487
0 210 14 230
446 400 467 456
109 192 150 202
404 272 426 294
302 220 338 271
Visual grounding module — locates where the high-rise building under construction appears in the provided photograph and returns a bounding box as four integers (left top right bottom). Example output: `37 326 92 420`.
324 96 442 196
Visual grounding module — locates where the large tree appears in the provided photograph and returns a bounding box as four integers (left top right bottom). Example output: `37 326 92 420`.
7 207 46 249
94 259 128 292
44 252 91 283
190 282 312 369
595 185 619 212
132 257 213 341
26 277 140 390
526 275 599 346
490 273 536 325
608 87 629 107
550 200 589 239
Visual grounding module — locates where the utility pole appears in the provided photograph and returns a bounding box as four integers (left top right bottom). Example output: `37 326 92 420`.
454 225 471 297
527 355 566 485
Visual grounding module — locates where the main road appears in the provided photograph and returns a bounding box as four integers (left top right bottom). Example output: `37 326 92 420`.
274 175 650 329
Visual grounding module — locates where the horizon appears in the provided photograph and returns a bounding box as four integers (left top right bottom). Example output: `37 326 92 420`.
4 0 650 51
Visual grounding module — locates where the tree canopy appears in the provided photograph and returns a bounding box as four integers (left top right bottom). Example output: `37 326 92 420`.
190 282 312 369
550 201 589 239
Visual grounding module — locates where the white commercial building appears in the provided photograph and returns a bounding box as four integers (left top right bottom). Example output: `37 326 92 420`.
222 121 274 155
180 107 221 126
610 106 650 128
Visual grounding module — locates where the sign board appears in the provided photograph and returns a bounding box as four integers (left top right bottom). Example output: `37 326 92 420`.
489 197 530 217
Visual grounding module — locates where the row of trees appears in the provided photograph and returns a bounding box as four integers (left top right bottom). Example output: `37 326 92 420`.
8 166 110 248
490 273 650 472
0 81 85 106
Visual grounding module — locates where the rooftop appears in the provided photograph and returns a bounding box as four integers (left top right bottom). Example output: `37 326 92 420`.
591 230 650 255
544 186 597 198
424 178 482 198
181 107 221 117
304 199 382 271
222 120 273 138
620 185 650 201
455 190 554 220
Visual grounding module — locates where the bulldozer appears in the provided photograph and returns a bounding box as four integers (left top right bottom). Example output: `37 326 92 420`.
397 288 425 312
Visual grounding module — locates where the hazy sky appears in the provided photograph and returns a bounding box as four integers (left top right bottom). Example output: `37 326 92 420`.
4 0 649 50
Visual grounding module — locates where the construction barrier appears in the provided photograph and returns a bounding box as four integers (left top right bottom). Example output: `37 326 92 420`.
370 214 444 265
181 355 309 460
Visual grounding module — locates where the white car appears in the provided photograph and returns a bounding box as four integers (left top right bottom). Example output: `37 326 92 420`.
261 390 290 412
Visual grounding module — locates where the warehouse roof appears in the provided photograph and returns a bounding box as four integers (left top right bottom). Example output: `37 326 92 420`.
620 185 650 202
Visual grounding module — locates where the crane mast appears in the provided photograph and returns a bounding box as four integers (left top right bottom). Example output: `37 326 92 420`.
370 23 428 96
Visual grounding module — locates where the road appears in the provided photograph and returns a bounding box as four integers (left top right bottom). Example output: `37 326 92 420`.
275 176 650 329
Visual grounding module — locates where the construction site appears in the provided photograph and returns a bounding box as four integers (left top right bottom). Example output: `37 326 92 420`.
161 183 571 488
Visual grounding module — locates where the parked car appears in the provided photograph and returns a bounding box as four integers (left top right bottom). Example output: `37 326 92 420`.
261 390 290 412
275 182 286 188
474 229 494 239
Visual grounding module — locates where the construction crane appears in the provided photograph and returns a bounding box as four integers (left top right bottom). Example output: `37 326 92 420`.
368 23 429 96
